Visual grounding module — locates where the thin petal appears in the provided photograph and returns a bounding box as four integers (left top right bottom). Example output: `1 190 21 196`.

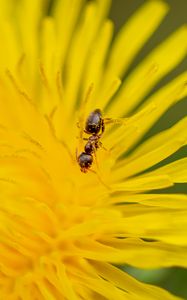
142 157 187 183
112 117 187 181
92 262 181 300
104 71 187 159
102 237 187 268
52 0 85 71
116 211 187 246
108 25 187 115
43 256 80 300
17 0 46 89
82 20 114 111
62 0 111 120
112 175 173 191
109 193 187 209
105 0 168 78
64 237 187 269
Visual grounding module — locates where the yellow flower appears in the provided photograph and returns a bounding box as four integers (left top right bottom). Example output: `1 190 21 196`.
0 0 187 299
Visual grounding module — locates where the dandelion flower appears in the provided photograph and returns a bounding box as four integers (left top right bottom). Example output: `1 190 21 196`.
0 0 187 299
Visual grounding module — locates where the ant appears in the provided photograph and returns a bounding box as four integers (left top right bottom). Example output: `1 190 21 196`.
76 84 127 174
76 107 126 173
77 108 105 173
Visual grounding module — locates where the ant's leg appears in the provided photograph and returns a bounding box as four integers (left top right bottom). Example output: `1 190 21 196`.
91 145 111 190
75 148 79 163
76 120 84 151
84 129 90 135
97 141 112 158
98 141 109 152
87 168 111 190
92 145 100 170
101 119 105 136
103 117 128 126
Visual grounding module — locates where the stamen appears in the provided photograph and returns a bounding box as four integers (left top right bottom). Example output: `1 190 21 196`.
49 106 58 120
14 149 42 160
44 114 56 138
56 70 64 100
21 132 45 151
6 70 33 105
0 143 14 150
39 63 51 94
0 177 17 185
16 53 26 73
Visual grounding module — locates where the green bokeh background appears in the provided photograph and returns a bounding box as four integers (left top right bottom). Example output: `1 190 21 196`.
109 1 187 299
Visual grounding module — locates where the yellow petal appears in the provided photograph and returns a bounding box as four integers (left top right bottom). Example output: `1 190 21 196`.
103 71 187 161
104 0 168 78
17 0 45 89
108 26 187 116
42 255 79 300
52 0 85 72
0 0 13 19
113 117 187 181
112 175 173 192
102 237 187 268
39 17 59 114
82 20 114 111
115 211 187 246
62 0 111 121
0 21 20 72
74 275 127 300
109 193 187 209
92 262 181 300
143 157 187 183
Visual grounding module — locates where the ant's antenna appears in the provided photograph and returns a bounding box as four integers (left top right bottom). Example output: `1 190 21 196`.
88 167 111 191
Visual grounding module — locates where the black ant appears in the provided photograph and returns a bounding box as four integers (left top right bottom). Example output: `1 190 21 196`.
76 107 126 173
77 109 105 173
76 82 128 174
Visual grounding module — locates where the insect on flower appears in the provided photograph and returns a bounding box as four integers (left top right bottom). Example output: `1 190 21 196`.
76 108 104 173
77 106 126 173
1 0 187 299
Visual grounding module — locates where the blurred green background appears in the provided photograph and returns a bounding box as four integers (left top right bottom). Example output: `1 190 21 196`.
109 1 187 299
